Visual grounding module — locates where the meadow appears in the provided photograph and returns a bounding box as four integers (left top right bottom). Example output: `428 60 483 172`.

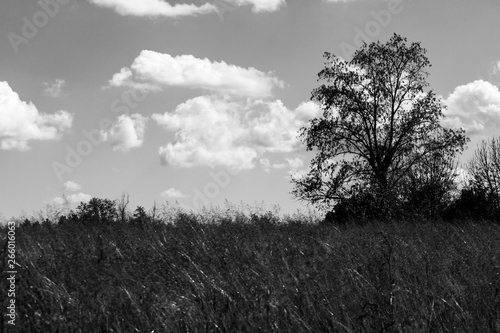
2 207 500 332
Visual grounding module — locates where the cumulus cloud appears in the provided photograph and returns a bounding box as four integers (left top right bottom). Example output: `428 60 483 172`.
54 193 92 205
108 50 284 98
152 96 320 171
101 114 148 152
108 67 161 92
88 0 285 17
161 188 191 199
43 79 66 98
442 80 500 136
0 81 73 151
63 181 82 192
88 0 216 17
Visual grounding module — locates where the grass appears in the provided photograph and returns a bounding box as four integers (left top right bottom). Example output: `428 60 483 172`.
2 210 500 332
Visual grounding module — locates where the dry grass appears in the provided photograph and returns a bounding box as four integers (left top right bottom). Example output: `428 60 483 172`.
2 211 500 332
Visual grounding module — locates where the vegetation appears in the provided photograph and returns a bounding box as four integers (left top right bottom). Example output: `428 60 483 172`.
1 204 500 332
292 34 469 220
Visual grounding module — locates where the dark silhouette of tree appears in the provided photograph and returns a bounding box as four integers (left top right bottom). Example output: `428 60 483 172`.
117 192 130 223
132 206 149 225
466 137 500 217
293 34 468 215
76 197 117 223
400 151 458 218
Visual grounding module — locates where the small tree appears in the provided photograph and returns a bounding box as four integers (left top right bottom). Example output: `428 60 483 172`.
117 192 130 223
132 206 149 225
467 137 500 215
292 34 468 216
76 198 117 224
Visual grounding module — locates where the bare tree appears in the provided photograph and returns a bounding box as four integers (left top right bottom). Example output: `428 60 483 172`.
467 137 500 212
150 200 157 224
117 192 130 223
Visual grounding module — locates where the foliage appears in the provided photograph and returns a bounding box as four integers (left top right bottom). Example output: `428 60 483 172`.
400 151 459 219
292 34 468 218
132 206 149 225
76 197 118 224
443 187 497 221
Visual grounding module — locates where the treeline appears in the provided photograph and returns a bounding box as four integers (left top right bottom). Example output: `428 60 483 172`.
17 198 320 228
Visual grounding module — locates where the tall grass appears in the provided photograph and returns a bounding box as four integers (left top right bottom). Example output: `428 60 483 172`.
2 210 500 332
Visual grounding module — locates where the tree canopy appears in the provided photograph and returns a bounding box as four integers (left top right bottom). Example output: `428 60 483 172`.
292 34 468 214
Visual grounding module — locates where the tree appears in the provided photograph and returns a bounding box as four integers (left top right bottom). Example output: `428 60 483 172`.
292 34 468 214
76 197 117 223
467 137 500 214
400 151 458 218
116 192 130 223
132 206 149 225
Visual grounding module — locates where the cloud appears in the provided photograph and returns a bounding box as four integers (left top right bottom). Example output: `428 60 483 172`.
152 96 320 171
489 60 500 85
88 0 285 17
101 114 148 151
54 193 92 205
260 156 304 172
63 181 82 192
161 188 191 199
285 156 304 169
108 67 161 92
108 50 284 98
43 79 66 98
442 80 500 136
223 0 285 12
0 81 73 151
88 0 216 17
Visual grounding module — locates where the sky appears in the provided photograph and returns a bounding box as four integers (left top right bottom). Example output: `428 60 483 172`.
1 0 500 220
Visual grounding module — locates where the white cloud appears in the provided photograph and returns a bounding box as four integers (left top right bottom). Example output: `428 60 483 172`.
224 0 285 12
272 163 286 169
43 79 66 98
161 188 191 199
108 50 284 98
108 67 161 92
259 158 271 171
101 114 148 152
88 0 285 17
54 193 92 205
489 60 500 85
0 81 73 151
261 156 305 172
152 96 320 171
63 181 82 192
285 156 304 169
88 0 216 17
287 167 310 181
442 80 500 136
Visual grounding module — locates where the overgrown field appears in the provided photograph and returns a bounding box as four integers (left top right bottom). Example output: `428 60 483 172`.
2 213 500 332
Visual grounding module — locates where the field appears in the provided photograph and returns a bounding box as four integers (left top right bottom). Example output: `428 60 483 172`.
2 210 500 332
